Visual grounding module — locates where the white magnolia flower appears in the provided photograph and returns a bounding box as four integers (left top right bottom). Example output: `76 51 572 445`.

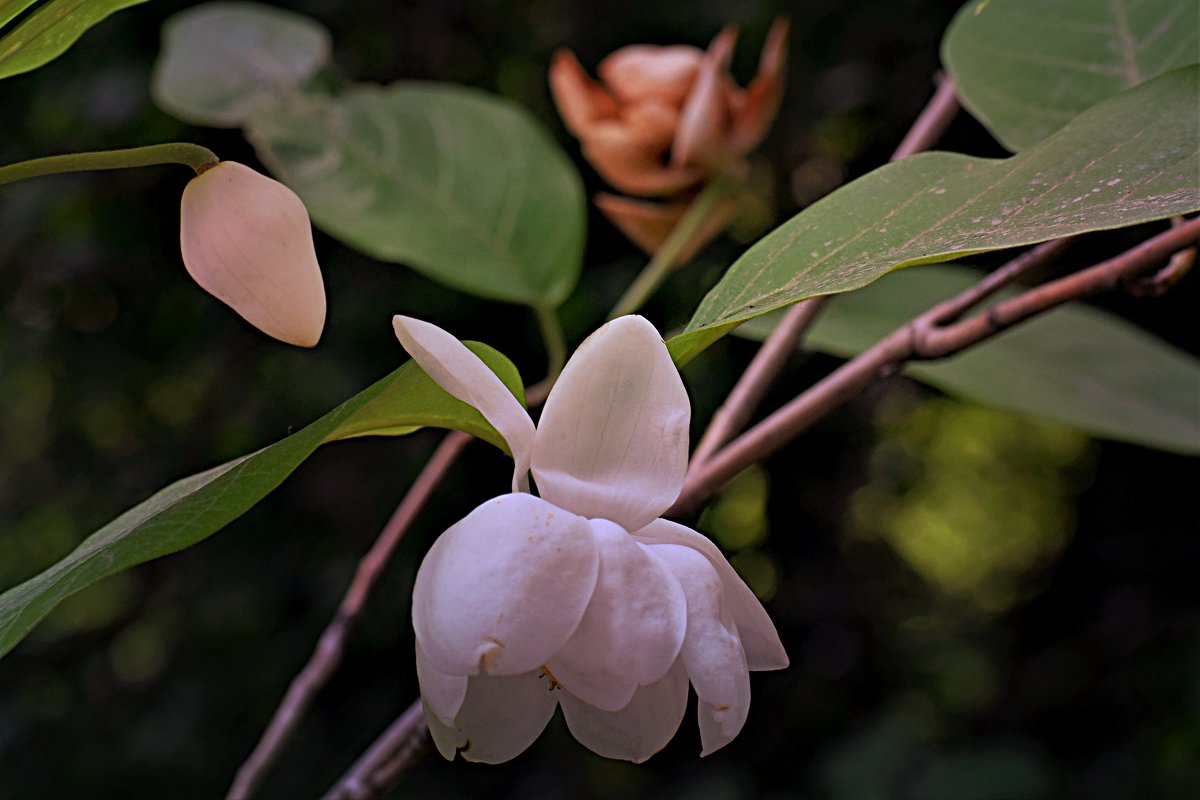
394 314 788 764
180 161 326 347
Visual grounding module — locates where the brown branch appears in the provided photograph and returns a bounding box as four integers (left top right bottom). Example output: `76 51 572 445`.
320 700 430 800
890 73 959 161
687 73 960 474
668 218 1198 517
226 431 472 800
1124 216 1196 297
688 297 828 471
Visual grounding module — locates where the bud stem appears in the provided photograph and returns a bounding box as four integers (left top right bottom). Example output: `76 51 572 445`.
607 175 734 320
0 143 220 187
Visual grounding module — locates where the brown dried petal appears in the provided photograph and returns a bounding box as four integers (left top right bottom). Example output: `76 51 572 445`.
595 192 735 265
598 45 703 106
549 49 620 137
728 18 790 156
672 26 737 168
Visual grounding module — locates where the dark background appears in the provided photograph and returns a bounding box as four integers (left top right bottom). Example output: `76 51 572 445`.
1 1 1197 798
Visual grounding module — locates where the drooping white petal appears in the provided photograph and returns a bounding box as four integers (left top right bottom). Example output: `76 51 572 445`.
559 659 689 763
393 315 536 491
426 671 560 764
545 519 686 711
647 542 750 756
532 316 690 531
415 641 468 724
180 161 326 347
412 493 599 677
633 518 788 671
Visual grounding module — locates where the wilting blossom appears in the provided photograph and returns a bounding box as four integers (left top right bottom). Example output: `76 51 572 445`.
179 161 326 347
394 314 788 764
550 21 788 260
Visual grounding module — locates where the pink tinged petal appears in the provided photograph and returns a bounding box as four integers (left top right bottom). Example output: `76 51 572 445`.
647 542 750 756
672 26 737 168
428 671 560 764
415 641 468 724
559 659 689 763
594 192 736 265
598 45 703 106
633 518 789 671
579 123 705 197
728 18 790 156
179 161 326 347
392 315 536 491
532 315 690 531
549 49 620 137
545 519 686 711
412 493 599 677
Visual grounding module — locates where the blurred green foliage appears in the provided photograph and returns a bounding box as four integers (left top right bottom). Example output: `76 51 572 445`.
1 1 1198 798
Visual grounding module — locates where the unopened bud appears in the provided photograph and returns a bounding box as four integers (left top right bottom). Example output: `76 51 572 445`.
180 161 326 347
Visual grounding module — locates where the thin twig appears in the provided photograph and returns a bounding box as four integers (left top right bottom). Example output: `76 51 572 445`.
668 218 1198 517
890 73 960 161
687 72 960 474
688 297 828 471
320 700 430 800
1124 216 1195 297
226 431 472 800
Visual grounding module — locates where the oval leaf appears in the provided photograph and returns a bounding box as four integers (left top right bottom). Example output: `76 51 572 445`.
151 1 331 127
943 0 1199 151
245 82 586 308
668 66 1200 365
740 265 1200 454
0 342 524 659
0 0 150 80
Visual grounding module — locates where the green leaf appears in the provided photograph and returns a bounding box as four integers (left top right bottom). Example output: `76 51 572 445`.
739 265 1200 454
245 83 586 308
0 0 150 80
0 342 524 659
943 0 1199 151
0 0 41 31
151 1 331 128
668 66 1200 365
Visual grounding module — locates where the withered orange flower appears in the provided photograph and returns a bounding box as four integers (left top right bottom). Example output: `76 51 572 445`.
550 19 788 259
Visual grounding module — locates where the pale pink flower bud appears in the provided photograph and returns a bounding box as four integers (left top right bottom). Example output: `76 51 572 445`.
179 161 326 347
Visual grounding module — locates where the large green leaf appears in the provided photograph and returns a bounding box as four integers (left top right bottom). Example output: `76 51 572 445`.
740 265 1200 454
668 66 1200 365
0 0 41 30
151 2 331 127
0 0 150 80
0 343 524 659
246 83 586 309
943 0 1199 151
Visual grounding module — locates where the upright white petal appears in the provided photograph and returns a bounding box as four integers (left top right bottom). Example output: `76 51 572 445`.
560 659 689 763
532 316 690 531
634 518 789 671
648 542 750 756
427 671 560 764
415 641 468 724
545 520 686 711
413 493 599 677
393 315 536 491
180 161 326 347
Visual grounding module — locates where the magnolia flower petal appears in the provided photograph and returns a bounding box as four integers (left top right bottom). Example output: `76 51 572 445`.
620 100 681 150
549 49 620 136
393 315 536 491
415 641 468 724
413 493 599 677
429 671 560 763
672 26 736 168
595 192 735 264
598 45 703 106
633 518 788 671
581 123 705 196
728 18 790 156
560 659 689 763
648 542 750 756
179 161 326 347
532 316 690 531
545 520 686 711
